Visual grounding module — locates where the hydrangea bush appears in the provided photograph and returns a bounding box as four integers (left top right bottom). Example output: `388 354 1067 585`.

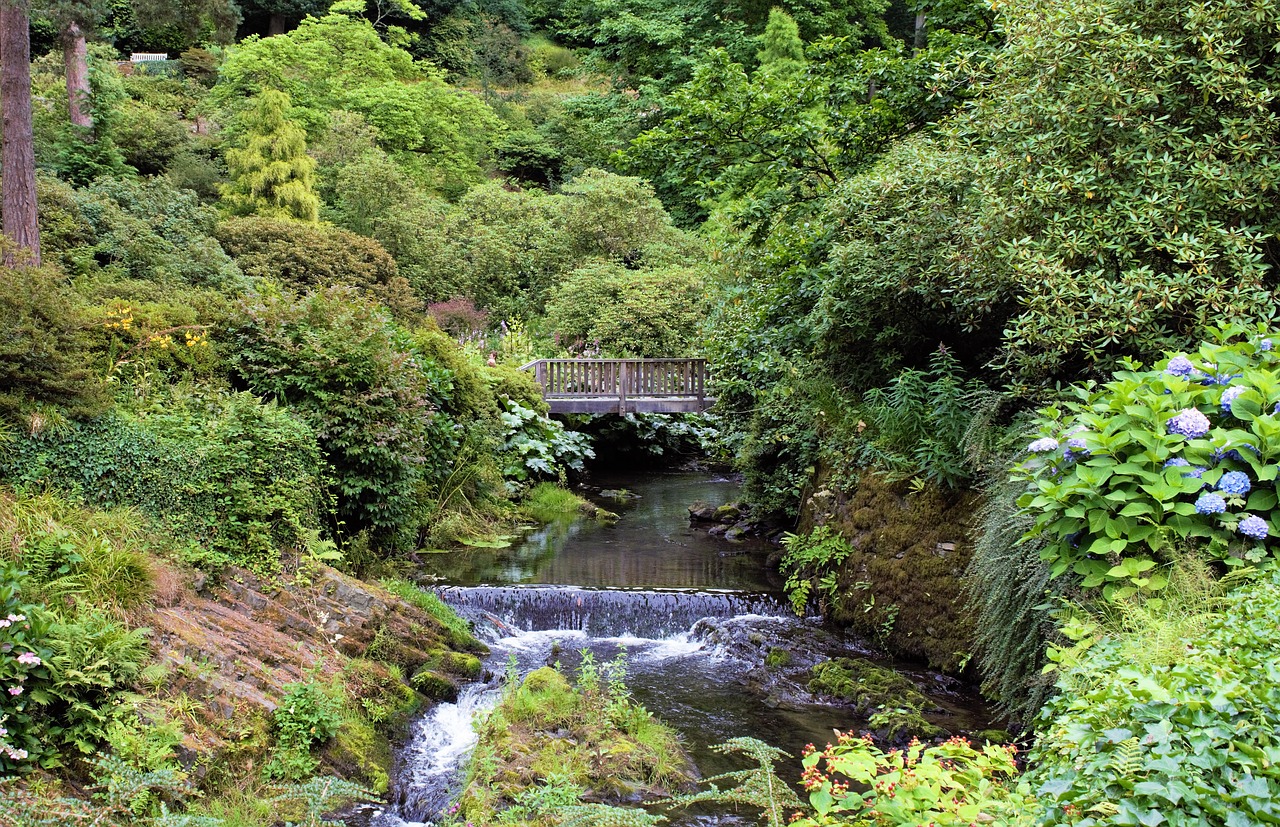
1014 327 1280 600
0 565 53 774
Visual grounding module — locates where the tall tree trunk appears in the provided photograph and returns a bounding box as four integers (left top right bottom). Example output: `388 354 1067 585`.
1 0 41 266
912 11 927 56
62 20 92 133
268 12 286 35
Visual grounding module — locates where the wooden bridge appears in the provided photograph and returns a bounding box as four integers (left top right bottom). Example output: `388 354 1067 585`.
522 358 714 414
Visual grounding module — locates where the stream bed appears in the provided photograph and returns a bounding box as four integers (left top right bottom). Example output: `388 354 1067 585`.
369 472 990 826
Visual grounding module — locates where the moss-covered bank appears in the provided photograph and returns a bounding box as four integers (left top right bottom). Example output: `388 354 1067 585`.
797 471 979 673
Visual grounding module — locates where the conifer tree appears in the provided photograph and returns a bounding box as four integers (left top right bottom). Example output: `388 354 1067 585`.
756 8 804 72
222 90 321 222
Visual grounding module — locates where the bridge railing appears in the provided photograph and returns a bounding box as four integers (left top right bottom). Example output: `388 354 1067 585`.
521 358 708 412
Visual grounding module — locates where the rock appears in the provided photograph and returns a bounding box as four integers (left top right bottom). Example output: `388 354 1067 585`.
688 501 718 522
191 571 207 594
598 489 640 503
707 524 729 537
714 503 743 523
972 729 1015 745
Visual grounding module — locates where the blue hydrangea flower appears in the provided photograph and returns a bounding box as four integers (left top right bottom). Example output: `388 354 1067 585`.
1062 436 1090 462
1261 339 1273 352
1195 493 1227 514
1221 385 1247 413
1217 471 1252 496
1163 458 1190 468
1238 514 1269 540
1028 437 1059 453
1185 466 1206 479
1201 372 1242 387
1165 355 1194 377
1166 408 1211 439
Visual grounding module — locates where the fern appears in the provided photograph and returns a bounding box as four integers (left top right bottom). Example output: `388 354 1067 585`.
1110 737 1143 779
964 456 1059 724
268 776 376 826
667 738 802 827
552 803 668 827
0 754 210 827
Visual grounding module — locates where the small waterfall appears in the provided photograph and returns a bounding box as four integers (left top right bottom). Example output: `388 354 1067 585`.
379 683 500 826
436 585 790 639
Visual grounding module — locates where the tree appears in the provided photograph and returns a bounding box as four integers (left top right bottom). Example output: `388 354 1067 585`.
756 7 803 69
1 0 40 264
34 0 238 137
222 89 321 222
957 0 1280 384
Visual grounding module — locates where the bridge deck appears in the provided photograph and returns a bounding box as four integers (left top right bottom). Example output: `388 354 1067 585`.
522 358 714 414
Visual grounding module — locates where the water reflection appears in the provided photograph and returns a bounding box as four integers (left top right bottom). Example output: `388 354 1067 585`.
421 473 784 591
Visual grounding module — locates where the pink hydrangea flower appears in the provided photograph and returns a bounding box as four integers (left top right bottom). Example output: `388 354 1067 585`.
15 652 40 666
7 687 22 696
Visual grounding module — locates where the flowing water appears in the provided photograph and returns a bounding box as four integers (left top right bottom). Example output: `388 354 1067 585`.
368 473 990 827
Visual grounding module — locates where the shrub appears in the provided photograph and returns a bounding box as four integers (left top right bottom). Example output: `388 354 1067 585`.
0 263 110 423
1025 567 1280 826
225 286 455 548
790 733 1030 827
427 297 490 340
40 175 245 291
112 99 192 175
1014 327 1280 602
2 394 324 577
215 216 399 294
488 364 549 415
267 680 343 781
544 261 711 357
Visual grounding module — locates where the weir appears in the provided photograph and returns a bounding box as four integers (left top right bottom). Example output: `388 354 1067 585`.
436 584 789 639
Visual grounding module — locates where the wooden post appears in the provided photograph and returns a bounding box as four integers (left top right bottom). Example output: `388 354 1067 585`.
696 360 705 409
618 361 629 414
535 360 546 392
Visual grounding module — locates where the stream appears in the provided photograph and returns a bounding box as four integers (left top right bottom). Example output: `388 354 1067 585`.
368 472 991 826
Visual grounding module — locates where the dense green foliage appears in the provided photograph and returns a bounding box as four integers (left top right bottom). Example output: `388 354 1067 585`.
225 286 453 546
8 0 1280 822
1025 566 1280 826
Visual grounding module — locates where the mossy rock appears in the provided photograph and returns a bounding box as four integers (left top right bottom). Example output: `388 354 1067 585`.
522 666 570 694
868 705 944 744
765 647 791 668
440 651 483 679
973 729 1015 744
809 658 929 713
714 504 743 522
411 669 458 701
324 717 391 794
